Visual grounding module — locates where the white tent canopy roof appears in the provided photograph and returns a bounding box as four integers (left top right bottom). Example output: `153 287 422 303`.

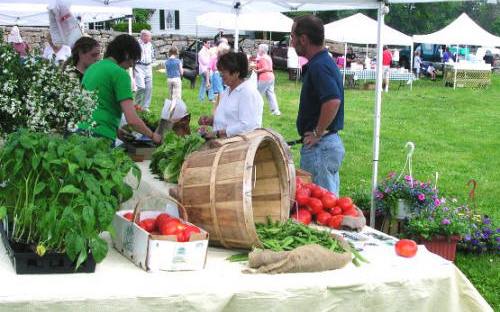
324 13 412 46
196 11 293 33
0 3 132 26
412 13 500 47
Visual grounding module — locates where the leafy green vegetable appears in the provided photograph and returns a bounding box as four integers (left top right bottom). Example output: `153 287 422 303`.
227 218 368 266
0 130 139 269
150 132 204 183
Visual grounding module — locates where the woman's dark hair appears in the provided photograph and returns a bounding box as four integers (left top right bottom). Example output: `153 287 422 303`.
104 34 141 64
216 52 248 79
293 15 324 46
69 36 100 66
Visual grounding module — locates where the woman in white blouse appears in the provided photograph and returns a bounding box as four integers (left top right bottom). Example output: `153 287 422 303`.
42 33 72 66
198 52 263 139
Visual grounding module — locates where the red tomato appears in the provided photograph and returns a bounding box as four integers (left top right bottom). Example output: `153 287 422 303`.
316 212 332 226
176 230 188 242
337 197 354 211
123 212 134 221
311 186 327 199
321 193 337 209
291 208 312 225
298 185 311 197
328 215 344 229
184 225 202 241
140 218 156 232
330 206 343 216
296 177 304 187
159 219 181 236
295 188 310 206
342 208 358 217
395 239 418 258
155 213 172 229
176 223 187 233
307 197 324 215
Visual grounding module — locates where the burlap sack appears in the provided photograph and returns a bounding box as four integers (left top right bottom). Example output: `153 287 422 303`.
246 237 352 274
341 207 366 232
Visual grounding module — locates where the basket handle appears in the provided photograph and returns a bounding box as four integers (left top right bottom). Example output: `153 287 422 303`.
132 194 189 222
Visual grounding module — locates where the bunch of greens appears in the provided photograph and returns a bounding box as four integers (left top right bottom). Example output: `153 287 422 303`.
229 219 368 266
150 132 204 183
0 130 140 269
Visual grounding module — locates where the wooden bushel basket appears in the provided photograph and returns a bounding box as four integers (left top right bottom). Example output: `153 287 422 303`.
178 130 292 249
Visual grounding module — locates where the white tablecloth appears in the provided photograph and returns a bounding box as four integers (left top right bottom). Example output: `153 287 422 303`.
0 161 492 312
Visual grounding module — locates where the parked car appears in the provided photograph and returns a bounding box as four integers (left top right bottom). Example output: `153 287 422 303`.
399 43 443 69
270 37 290 70
179 36 246 71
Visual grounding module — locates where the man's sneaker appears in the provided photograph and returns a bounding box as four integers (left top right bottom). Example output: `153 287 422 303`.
272 110 281 116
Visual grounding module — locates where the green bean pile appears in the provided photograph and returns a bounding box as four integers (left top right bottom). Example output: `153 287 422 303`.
228 218 368 266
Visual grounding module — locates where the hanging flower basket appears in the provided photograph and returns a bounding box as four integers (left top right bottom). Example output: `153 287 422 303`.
421 235 461 261
395 198 412 220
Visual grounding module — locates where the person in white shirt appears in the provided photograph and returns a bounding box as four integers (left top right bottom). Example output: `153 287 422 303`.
414 50 422 79
42 33 71 66
198 52 263 139
135 29 155 111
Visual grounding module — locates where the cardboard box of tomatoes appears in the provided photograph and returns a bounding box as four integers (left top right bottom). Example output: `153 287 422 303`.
112 207 209 272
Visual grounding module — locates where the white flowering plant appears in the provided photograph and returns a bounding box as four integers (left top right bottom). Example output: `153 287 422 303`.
0 37 97 135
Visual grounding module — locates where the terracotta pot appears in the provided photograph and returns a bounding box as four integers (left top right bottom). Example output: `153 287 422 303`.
421 235 461 261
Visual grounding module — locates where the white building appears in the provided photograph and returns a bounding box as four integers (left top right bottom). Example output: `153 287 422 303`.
148 9 240 37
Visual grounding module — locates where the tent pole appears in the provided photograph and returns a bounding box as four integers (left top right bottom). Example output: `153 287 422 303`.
128 15 132 35
234 9 240 51
370 2 386 228
343 42 347 85
410 44 414 90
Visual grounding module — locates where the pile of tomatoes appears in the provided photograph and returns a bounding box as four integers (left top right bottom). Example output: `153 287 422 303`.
122 212 201 242
291 177 359 229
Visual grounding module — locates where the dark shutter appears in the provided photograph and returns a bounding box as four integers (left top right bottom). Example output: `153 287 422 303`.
160 9 165 30
174 10 180 30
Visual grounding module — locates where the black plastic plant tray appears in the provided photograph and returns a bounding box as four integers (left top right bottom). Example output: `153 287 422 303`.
0 222 96 274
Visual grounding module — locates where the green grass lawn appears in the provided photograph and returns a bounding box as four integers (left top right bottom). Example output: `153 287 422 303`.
149 70 499 309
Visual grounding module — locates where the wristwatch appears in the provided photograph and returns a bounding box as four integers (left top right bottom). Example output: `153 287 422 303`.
312 128 320 138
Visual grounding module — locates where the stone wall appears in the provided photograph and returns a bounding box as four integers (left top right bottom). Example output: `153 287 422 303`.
1 26 284 59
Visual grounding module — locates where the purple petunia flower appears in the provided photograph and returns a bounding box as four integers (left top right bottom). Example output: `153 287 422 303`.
418 193 426 201
483 217 491 225
464 234 471 241
482 232 490 240
375 191 384 199
404 175 412 182
434 198 441 206
441 218 451 225
385 187 391 194
471 239 479 245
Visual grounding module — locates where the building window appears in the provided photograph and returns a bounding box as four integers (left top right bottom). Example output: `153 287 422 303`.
159 9 179 30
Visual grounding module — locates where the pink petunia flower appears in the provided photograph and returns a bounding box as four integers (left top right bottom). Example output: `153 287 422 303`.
418 193 426 201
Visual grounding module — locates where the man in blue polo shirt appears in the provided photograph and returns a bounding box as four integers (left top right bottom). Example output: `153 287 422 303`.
291 15 345 196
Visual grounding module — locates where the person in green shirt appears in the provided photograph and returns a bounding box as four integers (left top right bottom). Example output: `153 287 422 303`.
79 34 162 144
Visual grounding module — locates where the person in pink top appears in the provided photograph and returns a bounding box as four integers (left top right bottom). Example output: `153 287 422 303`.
255 44 280 116
7 26 30 58
198 39 214 102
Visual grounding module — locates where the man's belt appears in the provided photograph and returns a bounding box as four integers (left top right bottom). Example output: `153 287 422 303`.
286 130 338 146
137 62 151 66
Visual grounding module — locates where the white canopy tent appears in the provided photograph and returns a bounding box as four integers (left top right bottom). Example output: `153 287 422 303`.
325 13 412 46
196 11 293 33
0 3 132 26
1 0 493 227
413 13 500 47
324 13 412 84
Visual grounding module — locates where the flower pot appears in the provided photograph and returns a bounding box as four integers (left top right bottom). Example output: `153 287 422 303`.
421 235 460 261
0 221 96 274
395 198 411 220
